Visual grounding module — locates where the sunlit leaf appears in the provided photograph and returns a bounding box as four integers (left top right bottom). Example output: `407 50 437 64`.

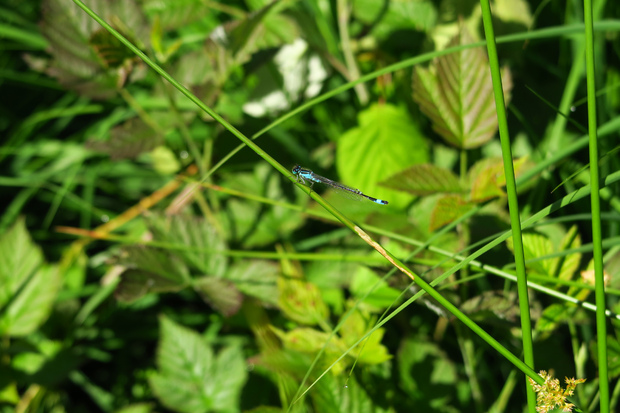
507 232 554 276
0 264 61 337
430 194 474 231
354 0 438 38
412 26 512 148
278 277 329 325
148 214 227 277
339 307 391 365
0 218 60 337
334 304 392 365
149 316 247 413
270 326 350 375
0 217 43 306
552 225 581 282
312 370 375 413
142 0 215 30
225 260 279 306
469 158 507 201
468 157 530 202
349 266 401 309
337 103 430 207
271 326 344 354
605 249 620 290
380 163 463 196
150 146 181 175
494 0 533 27
603 336 620 378
210 341 248 410
116 245 190 282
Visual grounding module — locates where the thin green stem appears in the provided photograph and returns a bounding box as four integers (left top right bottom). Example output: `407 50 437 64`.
336 0 368 104
480 1 536 410
584 0 609 410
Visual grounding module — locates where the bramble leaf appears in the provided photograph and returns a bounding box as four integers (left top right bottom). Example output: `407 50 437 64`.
0 218 61 336
38 0 149 99
380 163 463 196
412 26 512 148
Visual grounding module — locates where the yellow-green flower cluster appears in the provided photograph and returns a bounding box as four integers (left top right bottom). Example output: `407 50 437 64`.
528 370 586 413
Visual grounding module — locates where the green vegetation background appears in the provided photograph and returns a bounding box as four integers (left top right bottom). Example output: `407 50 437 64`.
1 0 620 412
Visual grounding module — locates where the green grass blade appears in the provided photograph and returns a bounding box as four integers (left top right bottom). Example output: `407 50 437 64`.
584 0 609 410
480 1 536 410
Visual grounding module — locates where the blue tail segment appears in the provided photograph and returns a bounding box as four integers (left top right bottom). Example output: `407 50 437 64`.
292 165 388 205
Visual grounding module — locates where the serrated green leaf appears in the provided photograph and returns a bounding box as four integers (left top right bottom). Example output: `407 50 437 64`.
0 264 61 337
364 0 437 38
149 373 211 413
311 372 376 413
211 343 248 411
259 12 300 48
115 269 186 303
605 336 620 378
271 326 345 355
336 104 429 207
469 158 506 201
142 0 214 30
151 316 247 413
194 276 243 317
116 245 190 282
156 315 213 377
468 157 530 202
149 214 227 277
536 303 571 334
552 225 581 282
507 232 554 276
0 217 43 306
224 1 278 54
39 0 148 99
349 266 400 309
339 306 391 365
412 26 512 148
90 28 136 68
224 260 279 305
380 163 463 196
430 194 474 231
0 218 60 337
606 249 620 290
